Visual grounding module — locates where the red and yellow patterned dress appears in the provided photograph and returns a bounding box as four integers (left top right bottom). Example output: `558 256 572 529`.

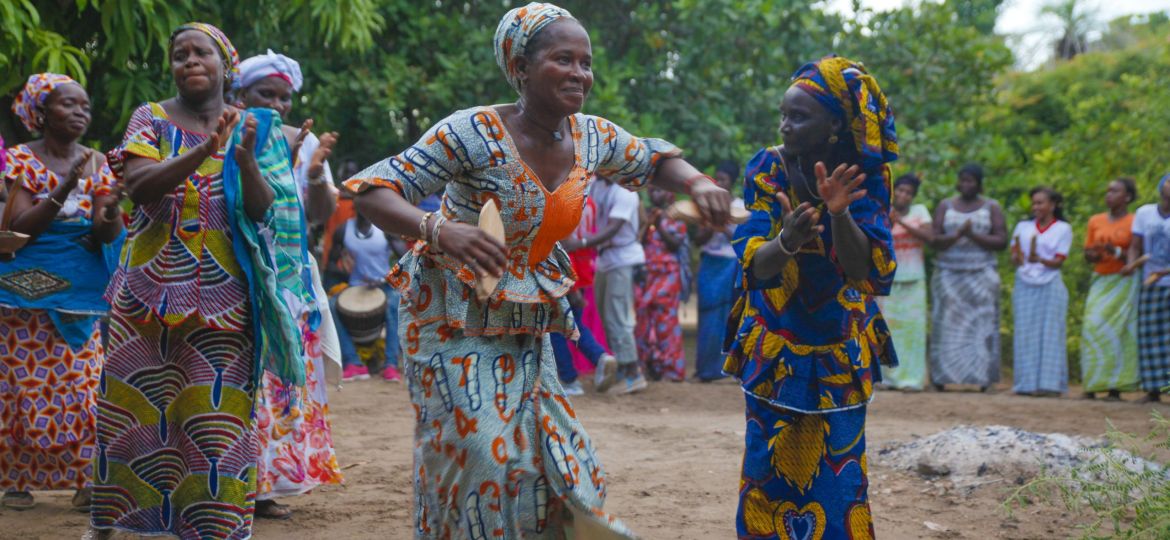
0 144 114 491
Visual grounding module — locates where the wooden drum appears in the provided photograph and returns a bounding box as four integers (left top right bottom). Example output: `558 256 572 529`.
336 285 387 344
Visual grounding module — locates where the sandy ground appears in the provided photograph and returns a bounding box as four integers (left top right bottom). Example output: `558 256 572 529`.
5 315 1169 538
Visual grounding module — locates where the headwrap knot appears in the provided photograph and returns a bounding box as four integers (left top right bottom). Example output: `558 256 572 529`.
235 50 304 93
493 3 574 94
790 55 898 170
169 22 239 89
11 73 79 133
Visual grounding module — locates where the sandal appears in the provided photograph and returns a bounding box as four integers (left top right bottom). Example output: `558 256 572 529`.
1 491 34 510
255 499 293 520
72 487 93 512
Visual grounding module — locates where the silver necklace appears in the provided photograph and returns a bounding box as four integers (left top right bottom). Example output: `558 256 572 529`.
517 101 564 142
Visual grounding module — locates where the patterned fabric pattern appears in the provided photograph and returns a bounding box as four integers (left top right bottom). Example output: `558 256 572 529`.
0 307 100 491
107 102 248 331
255 336 342 499
723 147 897 414
4 144 116 221
403 328 631 539
344 106 680 339
223 107 315 387
929 203 1000 387
1079 274 1139 393
737 396 872 540
11 73 78 133
1012 279 1069 394
1138 285 1170 392
493 3 574 93
93 290 255 539
635 216 686 381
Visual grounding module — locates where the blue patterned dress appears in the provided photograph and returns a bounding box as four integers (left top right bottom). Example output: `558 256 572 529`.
724 147 897 540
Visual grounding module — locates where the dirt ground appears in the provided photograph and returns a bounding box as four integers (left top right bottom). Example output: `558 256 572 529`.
5 374 1167 539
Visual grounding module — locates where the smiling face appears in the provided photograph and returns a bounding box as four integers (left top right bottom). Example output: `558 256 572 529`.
779 86 839 156
41 83 90 141
239 76 294 118
517 19 593 117
170 30 226 101
1031 190 1055 221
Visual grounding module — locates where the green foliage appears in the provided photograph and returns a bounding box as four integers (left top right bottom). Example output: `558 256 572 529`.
1004 412 1170 538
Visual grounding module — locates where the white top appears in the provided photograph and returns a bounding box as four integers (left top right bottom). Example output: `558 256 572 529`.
592 180 645 273
1133 203 1170 287
344 219 391 287
700 197 745 259
1012 219 1073 285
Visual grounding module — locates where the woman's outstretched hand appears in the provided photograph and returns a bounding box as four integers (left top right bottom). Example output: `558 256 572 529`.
815 162 867 216
202 109 241 157
690 180 732 227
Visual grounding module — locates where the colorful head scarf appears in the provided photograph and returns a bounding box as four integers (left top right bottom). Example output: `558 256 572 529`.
790 55 898 170
494 2 574 93
11 73 79 133
169 22 240 88
235 49 304 93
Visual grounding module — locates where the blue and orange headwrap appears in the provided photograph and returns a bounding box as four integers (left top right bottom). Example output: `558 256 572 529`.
169 22 240 89
790 55 898 170
494 3 574 94
11 73 80 133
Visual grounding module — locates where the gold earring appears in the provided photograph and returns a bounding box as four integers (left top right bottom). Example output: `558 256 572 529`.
829 134 839 144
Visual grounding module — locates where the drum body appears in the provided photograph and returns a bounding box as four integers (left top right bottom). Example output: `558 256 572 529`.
336 285 387 344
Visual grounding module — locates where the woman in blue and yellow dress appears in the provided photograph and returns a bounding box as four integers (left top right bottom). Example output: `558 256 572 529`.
724 56 898 539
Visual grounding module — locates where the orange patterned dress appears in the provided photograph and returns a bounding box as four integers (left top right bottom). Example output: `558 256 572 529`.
0 144 114 491
346 106 680 539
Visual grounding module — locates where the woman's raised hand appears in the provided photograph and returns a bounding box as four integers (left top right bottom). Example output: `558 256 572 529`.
203 109 241 156
235 113 259 164
815 162 867 215
309 131 339 180
774 190 823 254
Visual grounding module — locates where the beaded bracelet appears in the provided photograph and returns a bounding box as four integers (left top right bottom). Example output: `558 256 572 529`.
683 173 714 195
829 206 851 219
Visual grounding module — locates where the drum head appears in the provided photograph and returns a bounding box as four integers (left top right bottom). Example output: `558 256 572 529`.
338 285 388 313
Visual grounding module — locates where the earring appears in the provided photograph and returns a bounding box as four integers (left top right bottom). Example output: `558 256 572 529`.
828 134 839 144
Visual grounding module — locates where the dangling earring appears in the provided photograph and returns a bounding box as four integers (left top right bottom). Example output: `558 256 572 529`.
828 134 839 144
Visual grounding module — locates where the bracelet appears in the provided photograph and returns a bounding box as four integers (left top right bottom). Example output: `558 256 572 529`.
47 197 64 209
829 206 851 219
683 174 714 195
776 230 798 256
418 211 435 241
430 215 448 245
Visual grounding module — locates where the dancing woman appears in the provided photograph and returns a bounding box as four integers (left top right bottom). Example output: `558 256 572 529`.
346 4 730 537
724 56 898 539
92 23 315 539
1 74 123 511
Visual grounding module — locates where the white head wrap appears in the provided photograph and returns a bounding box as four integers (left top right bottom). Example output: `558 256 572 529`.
235 49 304 92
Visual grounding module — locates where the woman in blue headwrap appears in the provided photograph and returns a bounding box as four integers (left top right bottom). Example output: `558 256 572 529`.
347 3 732 538
724 56 898 539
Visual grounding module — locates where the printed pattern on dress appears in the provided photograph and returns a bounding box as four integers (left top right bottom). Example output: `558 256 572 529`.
635 216 686 381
